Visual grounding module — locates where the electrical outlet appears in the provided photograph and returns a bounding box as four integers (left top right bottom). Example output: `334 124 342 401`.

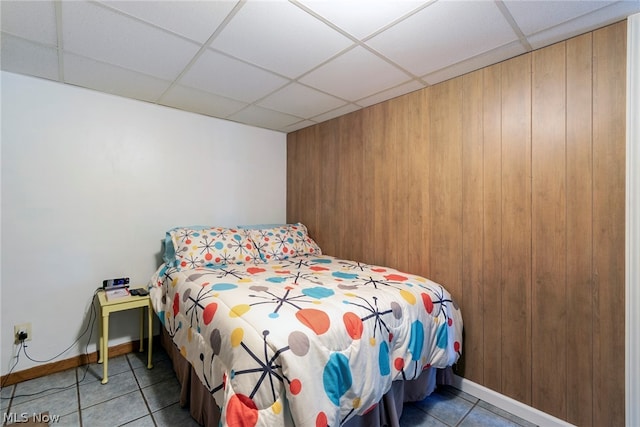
14 323 32 343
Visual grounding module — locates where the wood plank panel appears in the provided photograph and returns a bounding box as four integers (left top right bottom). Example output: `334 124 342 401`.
365 102 399 267
531 41 567 419
592 21 626 427
360 106 378 266
482 63 503 391
336 112 365 261
500 53 532 404
403 90 430 278
389 90 430 276
285 22 627 426
388 96 411 273
287 126 320 233
286 131 299 222
461 70 484 383
429 78 463 300
317 122 339 255
565 32 594 427
359 110 375 264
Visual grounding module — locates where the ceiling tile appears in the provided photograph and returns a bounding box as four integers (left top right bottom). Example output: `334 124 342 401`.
98 0 238 43
63 53 172 102
159 84 248 119
257 83 347 118
281 120 318 133
504 0 611 36
179 49 289 103
311 103 362 123
299 46 413 101
525 1 640 49
0 0 57 45
3 0 638 133
356 80 426 107
61 1 200 81
297 0 427 39
228 105 303 131
422 40 526 86
367 0 518 76
210 1 353 78
0 34 60 81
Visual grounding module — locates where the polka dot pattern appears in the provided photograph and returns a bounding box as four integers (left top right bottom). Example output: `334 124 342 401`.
149 253 463 427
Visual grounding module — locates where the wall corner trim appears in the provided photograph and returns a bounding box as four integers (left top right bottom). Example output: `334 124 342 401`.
626 12 640 427
452 375 575 427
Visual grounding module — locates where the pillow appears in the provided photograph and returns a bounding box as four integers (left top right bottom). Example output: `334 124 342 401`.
168 227 262 268
237 223 287 230
249 223 322 261
163 225 209 265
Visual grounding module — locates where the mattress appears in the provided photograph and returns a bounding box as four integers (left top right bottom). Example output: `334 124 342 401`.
149 253 462 426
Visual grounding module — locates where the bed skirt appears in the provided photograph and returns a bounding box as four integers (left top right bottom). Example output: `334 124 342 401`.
159 327 453 427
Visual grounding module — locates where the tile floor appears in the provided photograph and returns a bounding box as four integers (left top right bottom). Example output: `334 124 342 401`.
1 346 536 427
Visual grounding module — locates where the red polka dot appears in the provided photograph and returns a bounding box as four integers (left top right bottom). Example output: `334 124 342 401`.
315 412 328 427
203 303 218 325
205 253 213 261
422 293 434 314
394 358 405 371
290 379 302 395
343 312 363 340
296 308 330 335
173 293 180 317
363 404 377 414
226 394 258 427
385 274 408 281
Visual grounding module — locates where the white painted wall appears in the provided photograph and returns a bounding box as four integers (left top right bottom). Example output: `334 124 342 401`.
0 71 287 375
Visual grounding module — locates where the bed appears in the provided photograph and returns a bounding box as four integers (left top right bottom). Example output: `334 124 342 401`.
149 223 463 426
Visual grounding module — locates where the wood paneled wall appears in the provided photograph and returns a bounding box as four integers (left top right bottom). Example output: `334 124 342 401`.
287 21 626 426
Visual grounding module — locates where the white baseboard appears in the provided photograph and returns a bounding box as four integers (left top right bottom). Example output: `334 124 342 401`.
451 375 575 427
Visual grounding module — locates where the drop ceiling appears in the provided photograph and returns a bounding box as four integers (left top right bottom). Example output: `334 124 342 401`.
2 0 639 133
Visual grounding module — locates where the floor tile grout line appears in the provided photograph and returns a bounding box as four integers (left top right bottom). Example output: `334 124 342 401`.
6 354 535 427
126 353 158 427
453 400 478 427
2 386 11 427
80 388 140 411
5 375 78 407
2 352 170 427
75 366 83 427
3 384 15 426
460 399 539 427
402 387 532 427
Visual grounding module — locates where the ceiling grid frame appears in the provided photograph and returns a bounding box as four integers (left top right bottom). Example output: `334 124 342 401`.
1 0 638 132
